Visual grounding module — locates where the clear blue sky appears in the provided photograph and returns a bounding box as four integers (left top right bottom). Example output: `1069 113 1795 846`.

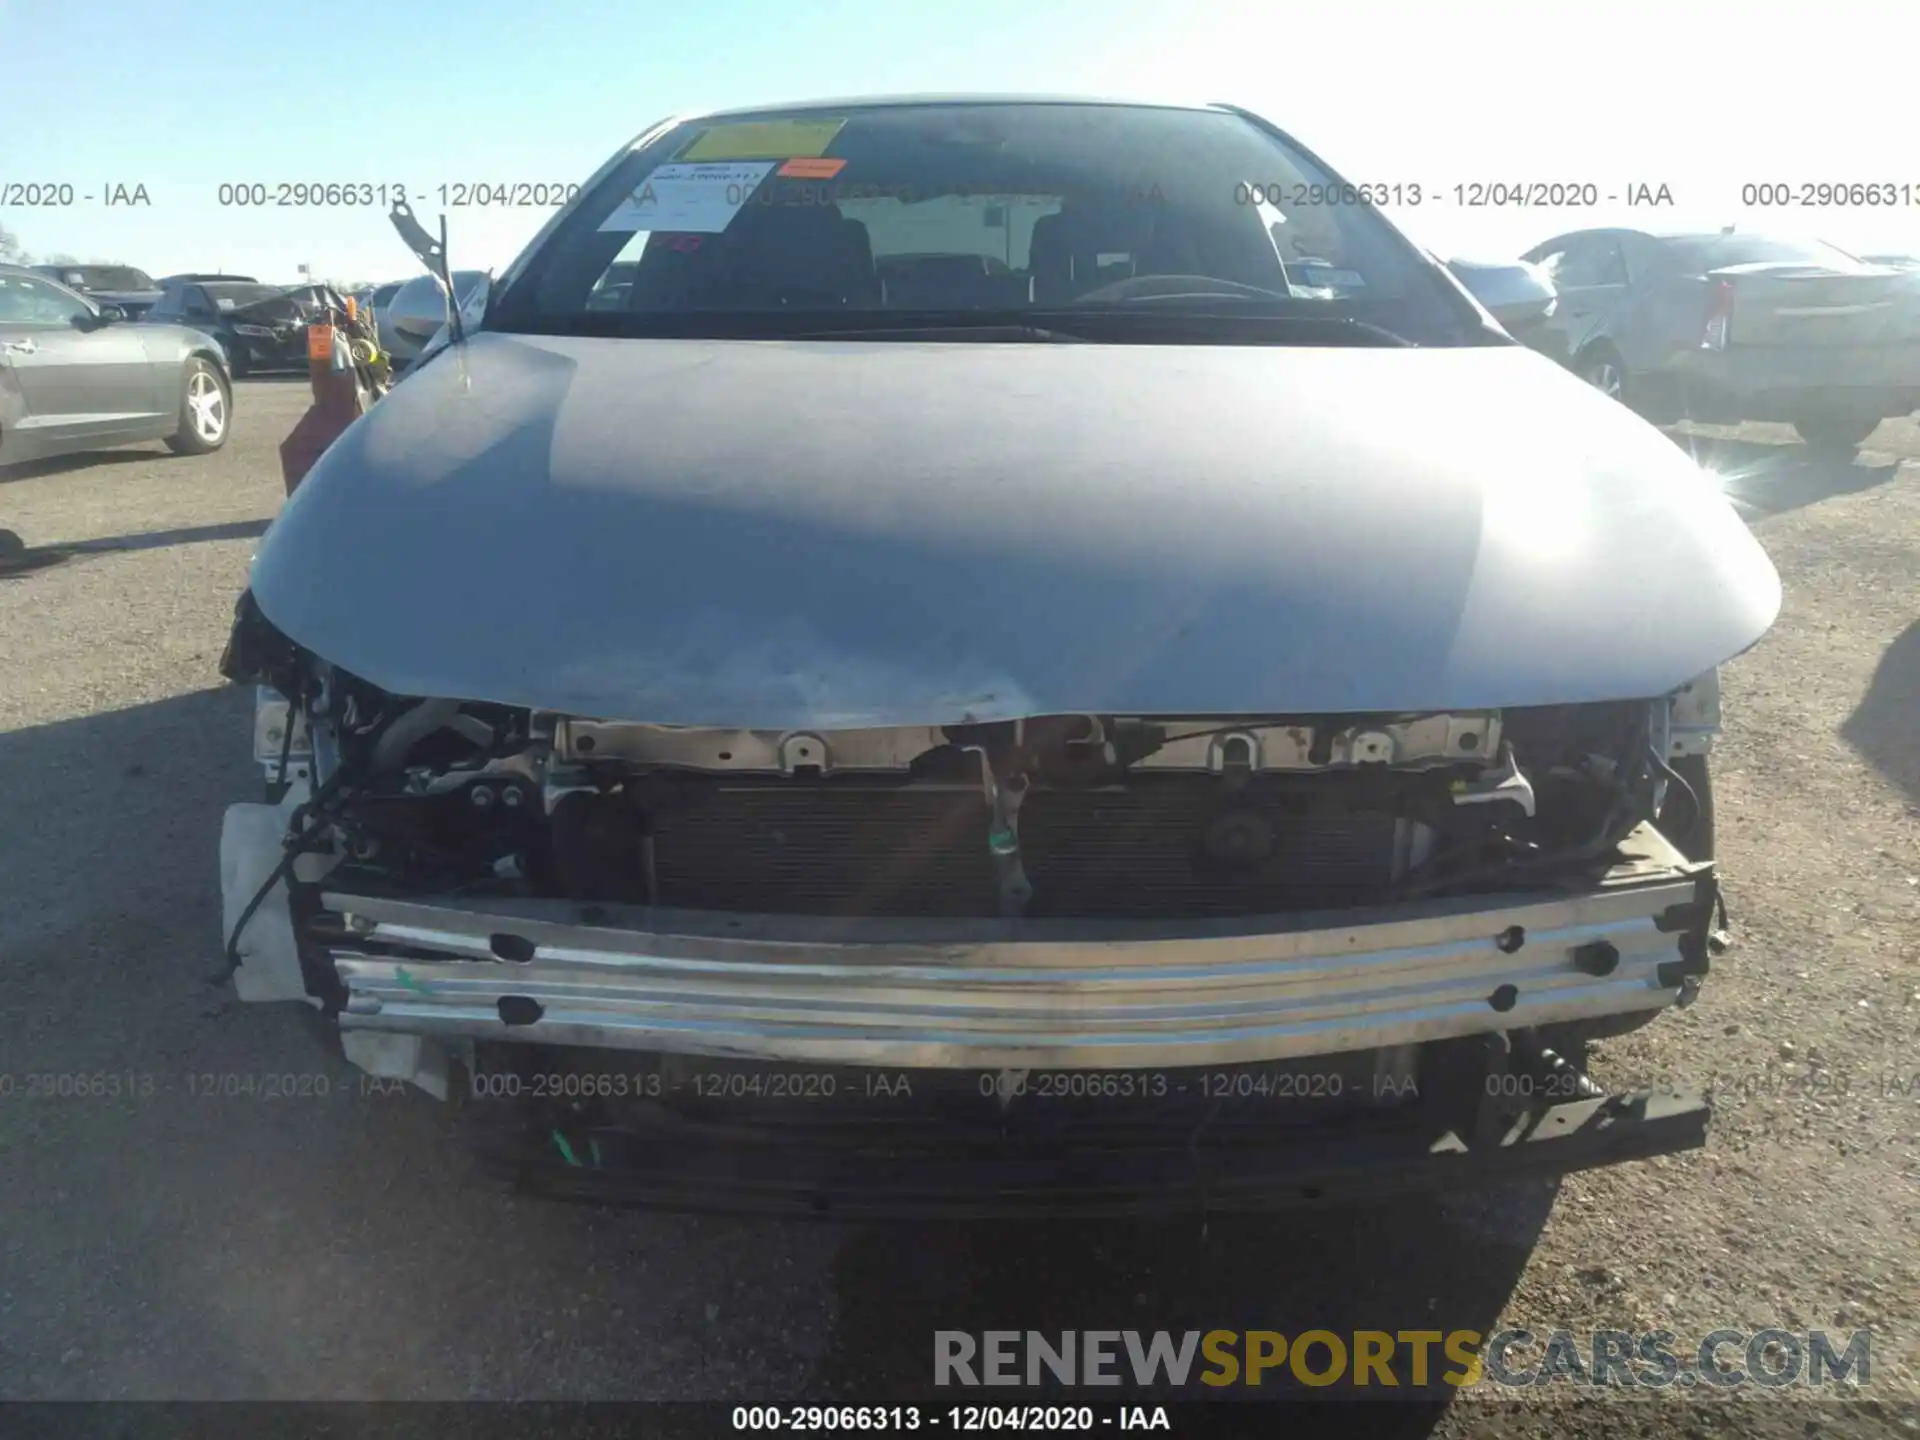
3 0 1916 285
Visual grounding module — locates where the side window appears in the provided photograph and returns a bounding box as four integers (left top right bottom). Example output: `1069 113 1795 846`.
1549 237 1627 289
1590 238 1628 286
1617 236 1656 282
0 274 91 325
1531 241 1576 285
148 287 182 319
181 286 217 319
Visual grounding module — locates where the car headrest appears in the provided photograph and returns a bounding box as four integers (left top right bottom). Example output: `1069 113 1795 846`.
722 203 878 306
1027 213 1077 302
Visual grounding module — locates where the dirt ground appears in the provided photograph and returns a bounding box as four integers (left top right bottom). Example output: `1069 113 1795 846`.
0 380 1915 1435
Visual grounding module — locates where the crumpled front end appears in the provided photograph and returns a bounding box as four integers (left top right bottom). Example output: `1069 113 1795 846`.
216 593 1727 1211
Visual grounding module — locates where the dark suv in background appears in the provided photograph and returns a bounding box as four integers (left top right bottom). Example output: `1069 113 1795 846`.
142 278 310 376
1519 229 1920 451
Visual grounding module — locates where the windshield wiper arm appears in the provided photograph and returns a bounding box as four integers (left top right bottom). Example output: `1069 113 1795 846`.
1291 316 1414 347
1025 309 1416 347
785 321 1082 343
795 312 1412 347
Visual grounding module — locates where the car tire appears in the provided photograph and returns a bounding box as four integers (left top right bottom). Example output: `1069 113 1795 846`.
1793 413 1879 452
1656 754 1714 863
1578 347 1628 405
164 358 231 455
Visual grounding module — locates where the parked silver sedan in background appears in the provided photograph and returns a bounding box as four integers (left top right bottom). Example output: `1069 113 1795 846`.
28 263 166 321
1516 229 1920 451
0 264 233 466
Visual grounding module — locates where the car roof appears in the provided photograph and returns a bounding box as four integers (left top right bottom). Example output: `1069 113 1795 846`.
1589 228 1745 242
1540 227 1653 241
620 93 1237 151
0 264 92 299
1 262 81 284
1641 230 1844 245
689 92 1225 120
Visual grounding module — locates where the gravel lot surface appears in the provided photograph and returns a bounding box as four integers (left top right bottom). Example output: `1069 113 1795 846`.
1 380 1915 1435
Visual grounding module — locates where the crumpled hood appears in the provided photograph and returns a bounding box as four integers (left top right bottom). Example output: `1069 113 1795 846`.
250 331 1780 728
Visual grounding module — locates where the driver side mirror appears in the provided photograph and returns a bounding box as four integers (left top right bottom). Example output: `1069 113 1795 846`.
75 304 126 330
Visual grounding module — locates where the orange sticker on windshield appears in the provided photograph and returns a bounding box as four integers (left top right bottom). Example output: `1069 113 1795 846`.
777 157 846 179
306 325 334 362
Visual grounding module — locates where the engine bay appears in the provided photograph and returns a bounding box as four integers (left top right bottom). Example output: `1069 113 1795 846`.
224 590 1704 931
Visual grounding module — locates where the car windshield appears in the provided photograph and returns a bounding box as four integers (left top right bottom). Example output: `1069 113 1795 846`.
1666 235 1874 272
200 282 289 310
493 102 1480 345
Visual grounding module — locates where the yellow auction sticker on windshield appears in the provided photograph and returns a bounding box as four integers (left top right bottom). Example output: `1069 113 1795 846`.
679 119 846 162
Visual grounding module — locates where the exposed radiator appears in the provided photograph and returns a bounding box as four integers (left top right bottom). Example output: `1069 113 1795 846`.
646 785 1400 919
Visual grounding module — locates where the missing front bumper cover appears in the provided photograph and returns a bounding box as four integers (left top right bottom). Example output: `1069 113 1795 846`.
471 1083 1710 1218
311 823 1712 1073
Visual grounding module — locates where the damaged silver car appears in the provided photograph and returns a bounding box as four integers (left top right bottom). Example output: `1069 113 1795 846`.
217 96 1779 1216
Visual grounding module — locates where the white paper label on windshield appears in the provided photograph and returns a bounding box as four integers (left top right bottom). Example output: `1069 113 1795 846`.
597 161 775 234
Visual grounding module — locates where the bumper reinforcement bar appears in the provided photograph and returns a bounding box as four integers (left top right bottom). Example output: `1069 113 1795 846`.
319 840 1711 1070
